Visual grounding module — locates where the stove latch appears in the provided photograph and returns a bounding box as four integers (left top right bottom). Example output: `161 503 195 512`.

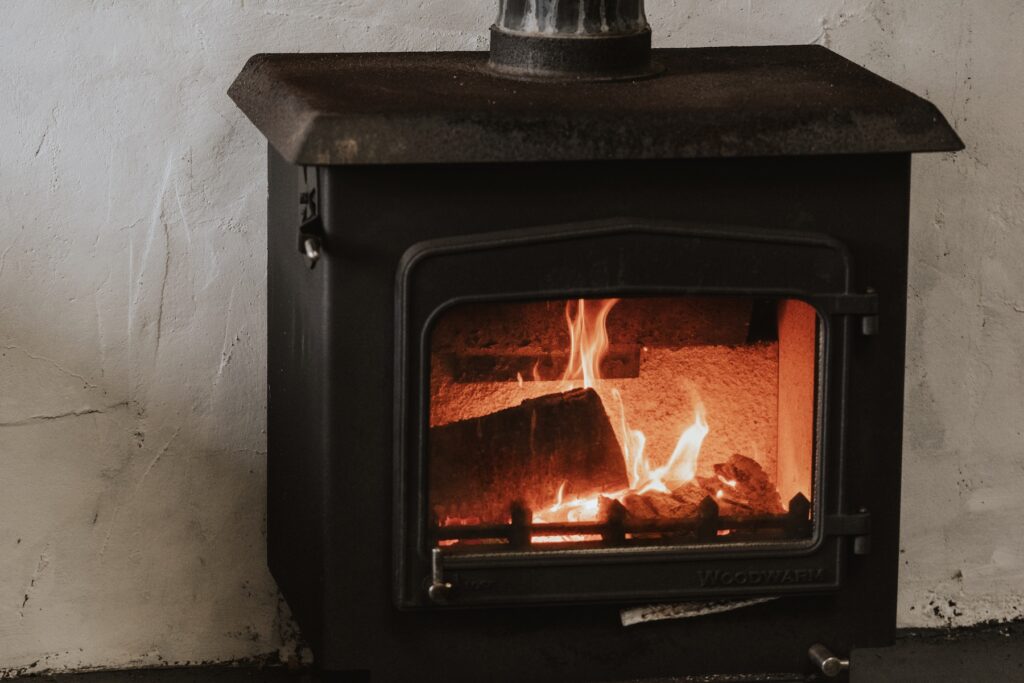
824 509 872 555
818 290 879 336
860 287 879 336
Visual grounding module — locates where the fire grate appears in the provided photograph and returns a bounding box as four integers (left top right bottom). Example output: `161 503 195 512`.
433 494 812 552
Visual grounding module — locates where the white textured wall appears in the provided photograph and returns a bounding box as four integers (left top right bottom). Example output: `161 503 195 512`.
0 0 1019 675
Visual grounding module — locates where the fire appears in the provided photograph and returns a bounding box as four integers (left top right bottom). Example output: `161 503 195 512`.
611 388 647 489
560 298 618 390
531 482 603 543
533 298 709 532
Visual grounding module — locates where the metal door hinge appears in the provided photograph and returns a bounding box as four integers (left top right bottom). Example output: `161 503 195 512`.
816 289 879 336
824 509 872 555
860 287 879 335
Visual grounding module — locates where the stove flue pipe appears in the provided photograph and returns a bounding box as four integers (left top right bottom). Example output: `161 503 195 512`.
488 0 659 81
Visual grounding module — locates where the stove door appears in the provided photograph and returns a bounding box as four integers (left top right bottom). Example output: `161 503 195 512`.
395 218 874 608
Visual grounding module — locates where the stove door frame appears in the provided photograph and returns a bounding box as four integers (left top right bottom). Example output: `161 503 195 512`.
394 217 874 609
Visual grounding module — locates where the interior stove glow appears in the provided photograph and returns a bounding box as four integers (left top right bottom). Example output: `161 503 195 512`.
430 296 817 551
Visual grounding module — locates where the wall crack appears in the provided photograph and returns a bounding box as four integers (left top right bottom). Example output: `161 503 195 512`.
0 401 130 428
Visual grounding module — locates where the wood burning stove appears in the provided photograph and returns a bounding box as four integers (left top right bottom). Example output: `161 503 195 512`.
229 3 961 680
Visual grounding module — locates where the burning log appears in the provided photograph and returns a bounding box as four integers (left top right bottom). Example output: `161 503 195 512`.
430 388 628 522
618 455 785 525
619 484 707 520
697 454 785 516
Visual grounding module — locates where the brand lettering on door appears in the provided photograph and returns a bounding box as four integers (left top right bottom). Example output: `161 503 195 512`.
697 568 826 588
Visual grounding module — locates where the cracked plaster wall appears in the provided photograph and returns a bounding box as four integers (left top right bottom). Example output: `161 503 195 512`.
0 0 1019 675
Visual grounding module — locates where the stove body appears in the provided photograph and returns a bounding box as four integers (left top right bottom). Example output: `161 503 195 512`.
232 46 961 682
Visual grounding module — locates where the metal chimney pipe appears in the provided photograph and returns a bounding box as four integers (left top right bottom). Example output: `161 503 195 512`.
488 0 659 81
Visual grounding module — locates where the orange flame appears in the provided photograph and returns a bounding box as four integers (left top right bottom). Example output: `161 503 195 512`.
560 298 618 389
612 388 648 490
640 406 709 493
533 298 709 531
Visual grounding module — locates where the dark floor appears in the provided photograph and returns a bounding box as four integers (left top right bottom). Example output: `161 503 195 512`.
852 620 1024 682
9 621 1024 682
9 670 311 683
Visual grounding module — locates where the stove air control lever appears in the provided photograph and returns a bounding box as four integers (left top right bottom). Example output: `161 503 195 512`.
808 643 850 678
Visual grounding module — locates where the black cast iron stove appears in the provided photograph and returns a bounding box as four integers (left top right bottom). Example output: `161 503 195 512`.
229 2 962 680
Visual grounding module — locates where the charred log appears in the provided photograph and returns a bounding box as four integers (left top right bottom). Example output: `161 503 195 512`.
611 455 786 525
697 454 785 516
430 388 628 522
619 484 707 520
